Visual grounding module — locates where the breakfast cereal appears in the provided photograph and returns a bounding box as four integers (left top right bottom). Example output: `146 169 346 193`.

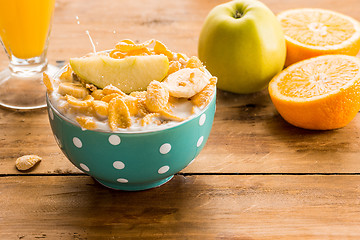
15 155 42 171
45 39 217 132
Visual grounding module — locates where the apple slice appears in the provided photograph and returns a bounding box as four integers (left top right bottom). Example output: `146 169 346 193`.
69 54 169 93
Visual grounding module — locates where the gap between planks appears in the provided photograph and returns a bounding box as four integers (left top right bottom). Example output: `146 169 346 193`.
1 172 360 177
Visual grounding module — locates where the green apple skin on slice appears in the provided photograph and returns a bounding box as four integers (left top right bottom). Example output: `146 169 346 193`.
69 54 169 94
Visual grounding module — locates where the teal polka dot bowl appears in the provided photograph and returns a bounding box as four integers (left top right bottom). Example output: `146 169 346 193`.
46 92 216 191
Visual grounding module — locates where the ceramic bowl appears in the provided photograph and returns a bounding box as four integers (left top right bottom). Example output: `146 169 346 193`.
46 86 216 191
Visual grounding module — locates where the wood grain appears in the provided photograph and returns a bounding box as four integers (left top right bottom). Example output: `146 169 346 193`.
1 175 360 239
1 0 360 175
2 90 360 175
1 0 360 238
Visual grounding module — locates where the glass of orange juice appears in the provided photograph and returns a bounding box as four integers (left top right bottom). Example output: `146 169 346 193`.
0 0 57 110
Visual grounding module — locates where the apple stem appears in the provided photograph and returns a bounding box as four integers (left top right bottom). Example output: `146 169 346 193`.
234 10 242 19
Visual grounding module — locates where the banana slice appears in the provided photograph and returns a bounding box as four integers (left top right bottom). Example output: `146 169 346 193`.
58 82 89 99
163 68 210 98
145 80 169 113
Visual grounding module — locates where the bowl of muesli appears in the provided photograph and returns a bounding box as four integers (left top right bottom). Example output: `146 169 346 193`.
44 39 216 191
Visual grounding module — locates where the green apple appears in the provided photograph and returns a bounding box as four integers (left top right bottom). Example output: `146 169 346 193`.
198 0 286 94
70 54 169 94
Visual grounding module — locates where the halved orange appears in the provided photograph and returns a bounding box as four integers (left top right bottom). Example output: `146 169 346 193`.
277 8 360 66
268 54 360 130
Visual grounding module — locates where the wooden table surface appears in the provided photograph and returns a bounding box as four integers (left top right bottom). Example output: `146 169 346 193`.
1 0 360 239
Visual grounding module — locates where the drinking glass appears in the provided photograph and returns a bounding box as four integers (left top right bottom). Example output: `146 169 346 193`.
0 0 57 110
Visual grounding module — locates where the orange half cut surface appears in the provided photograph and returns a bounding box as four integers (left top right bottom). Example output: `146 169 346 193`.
268 54 360 130
277 8 360 66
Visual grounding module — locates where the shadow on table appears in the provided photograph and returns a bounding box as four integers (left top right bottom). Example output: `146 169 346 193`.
54 174 246 238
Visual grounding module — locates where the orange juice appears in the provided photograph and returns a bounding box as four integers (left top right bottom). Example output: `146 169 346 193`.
0 0 55 59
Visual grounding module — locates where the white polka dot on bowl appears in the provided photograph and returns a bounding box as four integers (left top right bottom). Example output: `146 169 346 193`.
197 136 204 147
113 161 125 170
73 137 82 148
108 135 121 146
159 143 171 154
199 113 206 126
80 163 90 172
158 165 170 174
117 178 128 183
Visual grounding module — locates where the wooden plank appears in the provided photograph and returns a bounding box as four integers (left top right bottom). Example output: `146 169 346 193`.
186 89 360 173
1 175 360 239
2 89 360 174
2 0 360 175
0 0 357 65
45 0 360 64
0 109 79 174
